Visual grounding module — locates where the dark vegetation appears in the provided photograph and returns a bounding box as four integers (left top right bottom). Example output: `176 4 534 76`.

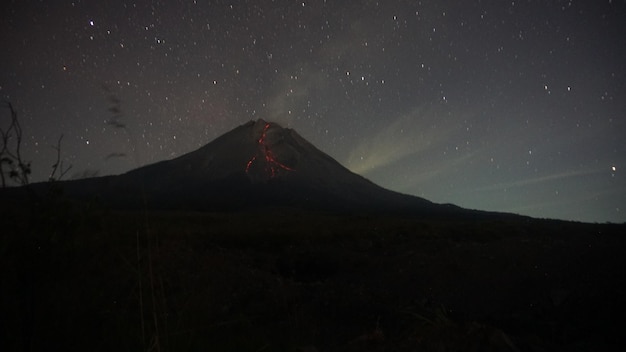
1 196 625 351
1 102 32 187
1 102 71 188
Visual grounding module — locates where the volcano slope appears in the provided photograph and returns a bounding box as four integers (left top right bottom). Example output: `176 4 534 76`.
16 119 462 214
1 120 625 351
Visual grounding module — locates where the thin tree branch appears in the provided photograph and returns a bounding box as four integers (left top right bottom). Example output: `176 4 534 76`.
49 134 72 182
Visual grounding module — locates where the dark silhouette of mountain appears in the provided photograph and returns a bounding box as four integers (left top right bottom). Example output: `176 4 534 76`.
4 119 495 216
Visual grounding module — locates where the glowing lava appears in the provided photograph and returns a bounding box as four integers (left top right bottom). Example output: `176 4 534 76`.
245 122 295 179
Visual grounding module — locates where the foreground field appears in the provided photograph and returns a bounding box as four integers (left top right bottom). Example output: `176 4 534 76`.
1 204 625 351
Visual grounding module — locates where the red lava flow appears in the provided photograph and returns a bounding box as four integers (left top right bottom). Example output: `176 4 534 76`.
245 123 295 178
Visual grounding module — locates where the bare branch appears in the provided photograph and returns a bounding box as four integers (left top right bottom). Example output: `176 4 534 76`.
1 102 30 186
49 134 73 182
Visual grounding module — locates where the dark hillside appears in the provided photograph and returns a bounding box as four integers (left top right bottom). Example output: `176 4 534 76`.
1 205 625 351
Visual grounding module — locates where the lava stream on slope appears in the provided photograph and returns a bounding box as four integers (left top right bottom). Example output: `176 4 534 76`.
245 122 295 179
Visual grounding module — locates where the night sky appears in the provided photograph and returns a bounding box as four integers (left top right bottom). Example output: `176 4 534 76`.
1 1 625 223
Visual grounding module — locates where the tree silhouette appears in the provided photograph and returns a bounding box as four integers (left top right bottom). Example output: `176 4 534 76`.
1 101 71 187
1 102 30 187
49 134 72 182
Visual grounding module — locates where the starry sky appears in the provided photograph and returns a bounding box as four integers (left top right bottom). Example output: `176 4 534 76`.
1 0 625 223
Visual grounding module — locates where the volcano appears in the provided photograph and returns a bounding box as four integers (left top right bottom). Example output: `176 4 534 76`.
16 119 472 215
